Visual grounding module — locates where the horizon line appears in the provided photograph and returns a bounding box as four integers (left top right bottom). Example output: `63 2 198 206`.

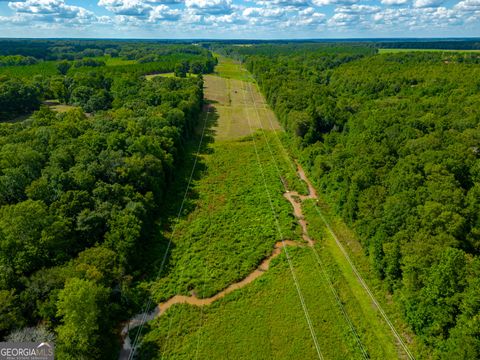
1 36 480 41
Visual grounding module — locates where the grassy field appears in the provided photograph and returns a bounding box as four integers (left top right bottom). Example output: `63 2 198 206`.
145 72 199 80
132 57 418 359
204 62 281 141
147 132 303 302
378 48 480 53
139 247 366 360
213 54 253 82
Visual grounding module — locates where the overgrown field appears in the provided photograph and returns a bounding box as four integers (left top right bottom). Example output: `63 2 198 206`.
147 132 304 302
133 56 412 359
139 247 365 360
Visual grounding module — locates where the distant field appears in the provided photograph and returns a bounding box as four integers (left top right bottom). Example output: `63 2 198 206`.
378 48 480 53
212 54 253 82
145 72 199 80
145 72 175 80
204 57 280 141
100 56 136 66
204 75 281 140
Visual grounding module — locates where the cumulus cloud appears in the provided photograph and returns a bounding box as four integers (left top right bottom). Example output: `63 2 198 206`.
243 6 285 17
336 4 381 14
9 0 96 24
185 0 234 15
381 0 409 5
372 6 463 28
98 0 151 17
413 0 445 8
454 0 480 11
312 0 358 7
149 4 181 21
253 0 309 8
0 0 478 37
327 12 359 27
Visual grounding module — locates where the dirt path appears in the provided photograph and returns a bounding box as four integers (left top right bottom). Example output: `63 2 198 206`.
119 161 319 358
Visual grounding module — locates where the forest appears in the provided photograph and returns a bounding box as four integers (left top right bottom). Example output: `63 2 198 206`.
1 38 480 359
0 40 216 122
212 43 480 358
0 41 213 359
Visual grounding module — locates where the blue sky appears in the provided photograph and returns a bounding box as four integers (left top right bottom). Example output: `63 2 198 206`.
0 0 479 38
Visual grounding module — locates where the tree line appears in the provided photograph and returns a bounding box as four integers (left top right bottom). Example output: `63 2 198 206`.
221 44 480 359
0 43 210 359
0 43 216 122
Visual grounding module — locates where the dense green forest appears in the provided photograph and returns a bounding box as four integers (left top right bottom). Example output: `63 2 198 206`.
213 44 480 358
0 41 216 122
0 42 212 359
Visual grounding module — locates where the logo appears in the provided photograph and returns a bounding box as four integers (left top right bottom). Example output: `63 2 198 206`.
0 342 54 360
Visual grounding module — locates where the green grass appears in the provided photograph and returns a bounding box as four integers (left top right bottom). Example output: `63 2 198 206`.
378 48 480 54
213 54 253 82
204 57 281 141
145 72 175 80
301 197 429 358
148 131 304 302
302 200 402 359
101 56 137 66
131 57 422 360
138 247 365 360
145 72 199 80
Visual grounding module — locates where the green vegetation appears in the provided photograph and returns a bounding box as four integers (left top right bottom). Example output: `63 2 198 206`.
219 44 480 358
139 247 364 360
133 56 408 360
0 61 59 78
213 55 253 81
378 48 480 54
0 41 216 121
0 43 209 359
3 39 480 359
149 132 301 302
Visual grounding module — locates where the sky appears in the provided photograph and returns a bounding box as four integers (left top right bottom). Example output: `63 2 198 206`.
0 0 479 38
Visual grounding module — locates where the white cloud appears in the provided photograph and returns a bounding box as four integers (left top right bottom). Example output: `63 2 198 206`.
413 0 445 8
185 0 234 14
327 12 359 27
381 0 408 5
372 6 464 28
312 0 358 6
253 0 309 7
243 6 285 17
336 4 381 14
9 0 96 24
98 0 151 17
149 4 181 21
454 0 480 11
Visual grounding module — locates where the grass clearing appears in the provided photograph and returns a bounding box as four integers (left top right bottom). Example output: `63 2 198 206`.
213 54 253 82
145 72 199 80
148 131 303 303
132 56 417 359
139 247 365 360
203 74 281 141
300 193 427 358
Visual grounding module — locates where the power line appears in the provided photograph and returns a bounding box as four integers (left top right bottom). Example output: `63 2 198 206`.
127 106 211 360
246 81 369 360
240 81 324 360
246 80 414 360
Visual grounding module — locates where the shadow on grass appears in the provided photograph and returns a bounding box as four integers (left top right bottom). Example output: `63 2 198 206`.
140 102 220 284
